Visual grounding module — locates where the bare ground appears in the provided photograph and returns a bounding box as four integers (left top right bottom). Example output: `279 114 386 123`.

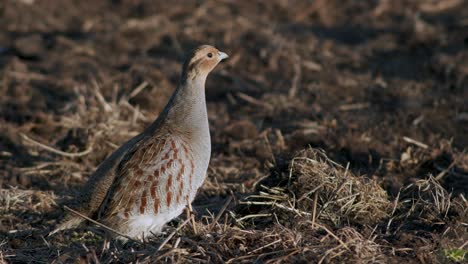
1 0 467 263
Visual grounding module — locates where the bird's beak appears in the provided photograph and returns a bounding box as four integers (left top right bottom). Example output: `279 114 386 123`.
218 51 229 61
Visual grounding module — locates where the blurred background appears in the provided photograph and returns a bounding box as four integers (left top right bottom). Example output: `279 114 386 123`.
0 0 467 262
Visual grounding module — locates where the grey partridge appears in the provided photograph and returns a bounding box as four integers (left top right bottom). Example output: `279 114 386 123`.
50 45 228 240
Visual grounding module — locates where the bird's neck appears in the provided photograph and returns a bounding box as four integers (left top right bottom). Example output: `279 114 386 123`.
150 76 209 135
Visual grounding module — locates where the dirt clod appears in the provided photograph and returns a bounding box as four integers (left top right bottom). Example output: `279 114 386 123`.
13 34 44 59
224 120 258 140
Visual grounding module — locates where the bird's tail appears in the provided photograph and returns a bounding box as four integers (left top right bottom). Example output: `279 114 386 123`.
48 215 85 237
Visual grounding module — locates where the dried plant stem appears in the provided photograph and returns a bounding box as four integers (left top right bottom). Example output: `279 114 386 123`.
248 239 282 254
187 202 198 235
128 81 149 99
240 201 311 217
288 54 301 98
311 192 318 228
435 149 466 180
157 218 191 251
237 92 273 110
21 133 93 158
63 206 142 244
236 213 272 223
310 222 350 251
210 195 232 230
403 136 428 149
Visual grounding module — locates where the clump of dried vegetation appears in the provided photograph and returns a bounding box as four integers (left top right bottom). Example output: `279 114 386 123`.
290 149 391 226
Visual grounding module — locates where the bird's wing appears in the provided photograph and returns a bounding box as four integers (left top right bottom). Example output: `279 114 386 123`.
99 132 190 220
49 133 147 235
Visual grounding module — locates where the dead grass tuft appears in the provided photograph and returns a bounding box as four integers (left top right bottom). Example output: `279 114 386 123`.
230 148 393 262
394 175 467 229
334 227 386 263
239 148 392 228
0 188 56 213
291 149 391 226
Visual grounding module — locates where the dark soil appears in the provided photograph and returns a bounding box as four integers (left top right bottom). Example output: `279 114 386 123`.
1 0 467 263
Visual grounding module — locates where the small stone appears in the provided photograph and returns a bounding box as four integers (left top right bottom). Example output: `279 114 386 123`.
224 120 258 140
13 34 44 59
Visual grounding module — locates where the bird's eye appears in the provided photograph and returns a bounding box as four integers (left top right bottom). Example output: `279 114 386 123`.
207 53 213 58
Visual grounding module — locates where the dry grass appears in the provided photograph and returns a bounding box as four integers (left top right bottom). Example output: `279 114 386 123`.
1 144 467 263
1 0 468 263
291 149 391 226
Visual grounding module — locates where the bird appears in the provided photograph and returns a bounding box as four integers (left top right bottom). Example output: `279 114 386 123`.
50 45 229 240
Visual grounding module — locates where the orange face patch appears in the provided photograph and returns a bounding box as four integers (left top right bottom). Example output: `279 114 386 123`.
184 46 223 80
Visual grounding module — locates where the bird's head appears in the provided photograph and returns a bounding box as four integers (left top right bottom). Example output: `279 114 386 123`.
181 45 228 82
